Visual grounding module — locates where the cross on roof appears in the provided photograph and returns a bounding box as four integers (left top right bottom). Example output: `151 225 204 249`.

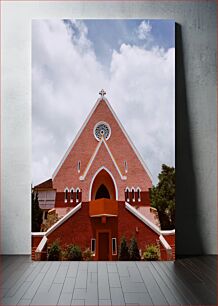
99 89 106 97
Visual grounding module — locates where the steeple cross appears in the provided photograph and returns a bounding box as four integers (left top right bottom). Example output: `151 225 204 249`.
99 89 106 97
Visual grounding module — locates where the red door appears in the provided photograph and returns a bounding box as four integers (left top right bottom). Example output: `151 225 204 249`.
98 233 109 261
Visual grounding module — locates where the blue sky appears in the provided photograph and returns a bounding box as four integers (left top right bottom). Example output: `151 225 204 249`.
32 19 175 186
64 19 175 68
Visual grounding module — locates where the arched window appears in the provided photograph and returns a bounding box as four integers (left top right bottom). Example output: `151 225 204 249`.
64 188 69 203
132 188 135 202
70 188 74 203
124 160 128 173
76 188 80 203
95 184 110 199
137 187 141 202
125 187 130 202
77 161 81 173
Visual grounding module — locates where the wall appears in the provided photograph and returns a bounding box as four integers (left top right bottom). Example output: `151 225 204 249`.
37 202 161 260
1 1 217 255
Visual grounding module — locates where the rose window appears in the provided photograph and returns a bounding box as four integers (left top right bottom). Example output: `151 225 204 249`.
94 122 111 141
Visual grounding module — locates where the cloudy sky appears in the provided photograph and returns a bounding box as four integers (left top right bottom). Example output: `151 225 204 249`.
32 19 175 186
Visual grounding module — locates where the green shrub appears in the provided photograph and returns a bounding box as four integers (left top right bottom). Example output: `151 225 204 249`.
143 244 160 261
48 240 62 261
66 244 82 261
129 237 141 261
118 236 130 261
83 248 94 261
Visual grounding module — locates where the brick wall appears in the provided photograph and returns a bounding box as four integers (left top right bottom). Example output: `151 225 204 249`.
55 191 82 208
46 201 160 259
53 100 152 200
125 191 151 206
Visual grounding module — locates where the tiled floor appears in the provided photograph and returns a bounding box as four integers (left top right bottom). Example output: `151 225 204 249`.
0 256 217 305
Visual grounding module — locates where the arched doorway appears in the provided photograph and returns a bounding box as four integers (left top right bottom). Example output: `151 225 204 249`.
90 168 116 200
89 167 118 261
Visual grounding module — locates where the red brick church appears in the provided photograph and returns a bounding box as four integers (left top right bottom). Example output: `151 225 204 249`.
32 90 175 261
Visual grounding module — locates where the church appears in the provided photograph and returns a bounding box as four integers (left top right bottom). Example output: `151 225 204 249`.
32 90 175 261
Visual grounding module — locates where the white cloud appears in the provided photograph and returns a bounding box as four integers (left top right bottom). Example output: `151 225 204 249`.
32 20 175 186
137 20 152 40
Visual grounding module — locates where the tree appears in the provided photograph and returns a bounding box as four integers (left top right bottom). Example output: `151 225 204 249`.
149 164 175 230
129 237 141 260
31 190 43 232
118 236 130 260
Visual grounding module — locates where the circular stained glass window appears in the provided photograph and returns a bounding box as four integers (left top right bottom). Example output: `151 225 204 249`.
94 122 111 141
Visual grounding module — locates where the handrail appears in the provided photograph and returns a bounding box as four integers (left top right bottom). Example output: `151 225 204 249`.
125 202 175 236
36 236 47 253
32 203 82 256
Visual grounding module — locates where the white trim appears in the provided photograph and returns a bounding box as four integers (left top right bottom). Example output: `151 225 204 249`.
77 161 81 173
159 234 172 250
76 187 80 203
124 160 128 173
89 166 118 201
64 187 69 203
80 138 103 180
93 121 111 142
112 238 117 255
52 97 103 179
46 203 81 236
125 202 175 236
36 236 47 253
80 138 126 181
33 203 82 254
136 187 141 202
70 188 74 203
160 229 176 235
103 97 153 181
32 232 44 236
126 202 160 234
52 96 152 182
103 139 127 180
131 187 135 202
125 187 130 202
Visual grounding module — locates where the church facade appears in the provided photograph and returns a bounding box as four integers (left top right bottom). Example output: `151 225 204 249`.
32 91 175 261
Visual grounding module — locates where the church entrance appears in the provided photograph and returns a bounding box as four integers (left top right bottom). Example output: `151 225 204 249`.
98 232 109 260
90 168 117 261
90 168 116 200
96 230 112 260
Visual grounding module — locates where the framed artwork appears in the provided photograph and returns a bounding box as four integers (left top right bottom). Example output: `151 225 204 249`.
31 19 175 261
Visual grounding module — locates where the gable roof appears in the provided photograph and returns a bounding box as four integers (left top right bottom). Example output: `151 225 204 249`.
52 96 153 181
34 178 53 190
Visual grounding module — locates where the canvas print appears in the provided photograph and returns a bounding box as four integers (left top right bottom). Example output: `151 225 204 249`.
32 20 175 261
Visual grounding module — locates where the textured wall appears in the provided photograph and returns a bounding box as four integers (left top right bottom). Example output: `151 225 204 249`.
52 99 152 200
1 1 217 255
